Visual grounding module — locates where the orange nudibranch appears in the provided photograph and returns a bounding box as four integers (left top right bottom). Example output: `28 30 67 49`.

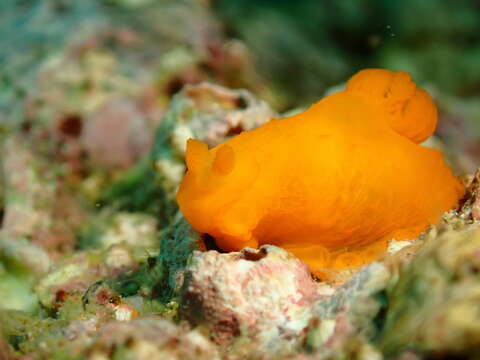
176 69 464 278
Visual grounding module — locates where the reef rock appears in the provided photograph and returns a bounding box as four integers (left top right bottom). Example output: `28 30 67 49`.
457 168 480 222
35 245 138 310
380 226 480 358
179 245 327 358
83 99 153 170
300 262 390 359
87 318 219 360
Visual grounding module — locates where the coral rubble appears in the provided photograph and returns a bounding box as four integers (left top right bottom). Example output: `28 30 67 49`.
179 246 323 357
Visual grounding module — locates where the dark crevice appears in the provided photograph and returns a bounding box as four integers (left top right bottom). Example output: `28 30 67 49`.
241 247 267 261
57 114 83 137
225 124 244 137
202 233 227 253
235 95 248 109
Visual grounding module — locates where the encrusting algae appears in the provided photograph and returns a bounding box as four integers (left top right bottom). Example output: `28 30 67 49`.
176 69 464 278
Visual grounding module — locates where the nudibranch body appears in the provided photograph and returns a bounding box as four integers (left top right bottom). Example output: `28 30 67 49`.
176 69 464 277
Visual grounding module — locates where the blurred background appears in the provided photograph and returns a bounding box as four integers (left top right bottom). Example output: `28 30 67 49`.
1 0 480 174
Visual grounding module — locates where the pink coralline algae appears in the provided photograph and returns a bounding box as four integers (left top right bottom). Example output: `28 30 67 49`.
179 245 331 357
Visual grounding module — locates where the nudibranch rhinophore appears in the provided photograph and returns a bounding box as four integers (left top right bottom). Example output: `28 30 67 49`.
176 69 464 278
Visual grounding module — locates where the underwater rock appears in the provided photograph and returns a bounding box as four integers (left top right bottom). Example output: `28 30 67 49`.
2 312 214 360
82 99 153 170
380 226 480 358
177 82 276 148
87 318 219 360
296 336 382 360
27 48 144 126
35 245 139 310
457 168 480 222
311 262 390 320
0 235 51 312
299 262 389 358
179 245 323 357
0 135 88 260
1 136 59 242
95 212 159 252
0 236 51 279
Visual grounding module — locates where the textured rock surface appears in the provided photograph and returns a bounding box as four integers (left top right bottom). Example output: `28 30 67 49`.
179 245 324 357
35 246 138 309
312 262 390 320
83 99 154 170
457 169 480 222
380 226 480 357
298 263 390 359
1 136 85 258
88 318 219 360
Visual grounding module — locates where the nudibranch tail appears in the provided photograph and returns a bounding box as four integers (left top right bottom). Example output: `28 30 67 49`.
346 68 437 143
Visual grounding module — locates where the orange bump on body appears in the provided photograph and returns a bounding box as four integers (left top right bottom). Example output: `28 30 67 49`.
176 69 464 278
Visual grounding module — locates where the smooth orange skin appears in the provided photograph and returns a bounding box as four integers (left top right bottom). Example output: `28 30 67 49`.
176 69 464 277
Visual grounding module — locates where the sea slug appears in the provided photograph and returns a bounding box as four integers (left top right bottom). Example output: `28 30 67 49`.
176 69 464 277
